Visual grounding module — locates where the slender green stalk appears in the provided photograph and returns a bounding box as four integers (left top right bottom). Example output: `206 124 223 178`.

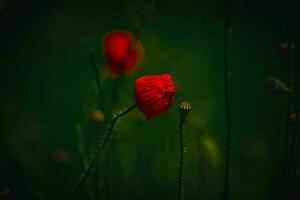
70 104 137 199
178 118 185 200
177 102 192 200
282 1 297 198
89 48 107 199
222 17 232 200
281 100 290 200
75 122 89 169
89 48 104 104
286 9 297 198
75 121 96 200
220 1 246 199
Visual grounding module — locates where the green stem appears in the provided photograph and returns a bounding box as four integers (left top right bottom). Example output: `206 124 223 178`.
178 117 185 200
89 49 107 114
222 17 232 200
177 102 191 200
75 122 89 169
281 100 290 200
70 104 137 199
89 48 106 199
75 122 95 200
282 1 297 197
89 48 104 103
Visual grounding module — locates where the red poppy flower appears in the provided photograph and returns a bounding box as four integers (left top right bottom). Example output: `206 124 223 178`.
134 74 176 120
103 30 142 74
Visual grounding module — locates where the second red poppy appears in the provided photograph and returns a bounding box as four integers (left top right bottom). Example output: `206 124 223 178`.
103 30 143 74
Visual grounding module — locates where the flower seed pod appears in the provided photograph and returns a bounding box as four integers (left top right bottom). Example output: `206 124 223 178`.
178 101 192 119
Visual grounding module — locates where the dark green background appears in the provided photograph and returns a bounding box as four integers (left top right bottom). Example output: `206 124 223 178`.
0 0 299 199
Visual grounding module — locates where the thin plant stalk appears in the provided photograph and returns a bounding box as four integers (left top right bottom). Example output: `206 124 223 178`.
75 122 89 169
89 48 104 106
281 1 297 197
222 16 232 200
89 48 108 199
220 2 244 199
220 1 246 199
75 121 95 200
287 95 299 196
286 4 297 196
178 102 192 200
281 100 290 200
178 117 185 200
70 104 137 199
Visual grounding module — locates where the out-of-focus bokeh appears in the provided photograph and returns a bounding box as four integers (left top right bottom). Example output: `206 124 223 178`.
0 0 299 199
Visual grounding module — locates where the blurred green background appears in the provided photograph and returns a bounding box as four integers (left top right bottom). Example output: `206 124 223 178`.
0 0 299 199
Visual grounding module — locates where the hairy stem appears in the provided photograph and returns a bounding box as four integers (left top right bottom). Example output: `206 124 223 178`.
178 117 185 200
70 104 136 199
177 102 191 200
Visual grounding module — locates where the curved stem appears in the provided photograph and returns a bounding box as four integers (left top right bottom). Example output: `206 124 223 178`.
70 104 137 199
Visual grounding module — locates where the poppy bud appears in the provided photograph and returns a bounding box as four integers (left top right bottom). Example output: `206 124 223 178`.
134 74 176 120
178 101 192 119
103 30 142 74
